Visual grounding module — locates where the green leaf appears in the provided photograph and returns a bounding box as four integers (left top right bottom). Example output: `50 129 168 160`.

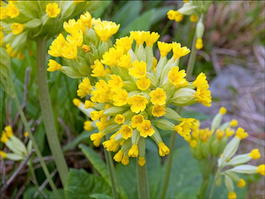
65 169 111 199
63 132 93 152
91 1 112 18
25 18 41 28
89 193 112 199
79 144 111 185
112 1 143 27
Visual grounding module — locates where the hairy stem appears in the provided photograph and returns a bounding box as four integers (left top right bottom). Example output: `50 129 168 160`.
186 31 197 81
137 163 150 199
36 39 68 186
104 150 119 199
160 132 176 199
197 176 210 199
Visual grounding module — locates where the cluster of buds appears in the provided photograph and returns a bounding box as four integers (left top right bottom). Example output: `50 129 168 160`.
0 126 32 161
167 0 212 50
48 12 120 78
72 29 212 166
0 0 101 58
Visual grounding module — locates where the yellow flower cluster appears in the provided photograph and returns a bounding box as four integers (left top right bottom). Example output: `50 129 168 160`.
73 30 212 166
1 126 13 143
48 12 120 77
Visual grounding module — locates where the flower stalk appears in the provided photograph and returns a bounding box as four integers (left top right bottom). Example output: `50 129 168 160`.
36 39 68 186
137 163 150 199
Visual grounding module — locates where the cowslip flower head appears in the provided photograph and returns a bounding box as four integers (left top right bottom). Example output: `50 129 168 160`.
73 31 212 166
48 13 120 78
1 1 102 59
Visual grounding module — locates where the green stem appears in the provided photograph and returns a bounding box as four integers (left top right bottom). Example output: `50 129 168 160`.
209 172 218 199
137 163 150 199
186 32 197 81
104 150 119 199
36 39 68 186
160 132 176 199
12 87 57 191
197 176 210 199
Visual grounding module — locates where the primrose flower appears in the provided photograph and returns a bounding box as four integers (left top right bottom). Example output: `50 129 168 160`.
0 126 32 161
48 13 120 78
73 30 212 166
0 1 102 59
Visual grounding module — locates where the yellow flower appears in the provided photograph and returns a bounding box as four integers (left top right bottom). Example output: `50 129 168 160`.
193 73 212 107
138 120 154 137
11 23 24 35
112 89 128 106
196 38 203 50
47 59 62 72
90 132 104 147
0 150 7 159
117 54 132 68
108 75 124 89
219 107 227 115
84 100 94 108
131 114 144 128
84 121 93 131
230 120 238 127
115 36 133 52
46 3 61 18
237 179 246 188
129 61 147 78
189 140 198 148
175 118 199 141
136 77 151 91
149 88 166 105
1 133 8 143
190 15 199 22
6 2 19 18
167 10 177 21
91 60 109 77
102 47 124 67
130 31 146 45
121 153 129 165
114 114 125 124
168 67 188 88
64 19 82 34
94 20 120 41
82 44 90 52
128 95 148 113
158 142 170 156
158 41 172 57
257 164 265 176
77 78 91 98
138 156 146 166
119 125 133 139
145 32 160 47
228 192 237 199
48 34 66 57
172 42 190 59
73 98 81 107
103 139 120 152
152 105 166 117
216 129 224 140
90 111 104 121
24 132 29 137
249 149 261 159
235 128 248 140
225 128 235 137
128 144 139 157
79 12 92 29
114 150 124 162
174 11 183 22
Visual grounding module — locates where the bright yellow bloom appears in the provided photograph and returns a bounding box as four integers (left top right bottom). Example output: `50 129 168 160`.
150 88 166 105
145 32 160 46
119 125 133 139
193 73 212 107
84 100 94 108
108 75 124 89
117 54 132 68
73 98 81 107
47 59 62 72
80 12 92 29
6 2 20 18
94 20 120 41
196 38 203 50
167 10 183 22
114 114 125 124
103 139 120 152
64 19 82 34
216 129 224 140
225 128 235 137
158 41 172 57
237 179 246 188
172 42 190 59
190 15 199 22
129 61 147 78
102 47 124 67
189 140 198 148
1 133 8 143
0 150 7 159
168 67 188 88
152 105 166 117
90 111 104 121
77 78 92 98
138 120 154 137
249 149 261 159
130 31 146 45
158 142 170 156
114 150 123 162
136 77 151 91
175 118 199 141
257 164 265 175
112 89 128 106
138 156 146 166
235 128 248 140
46 3 61 18
84 121 93 131
24 132 29 137
115 36 133 51
128 95 148 113
128 144 139 157
228 192 237 199
11 23 24 35
90 132 104 147
121 154 129 165
91 60 109 77
230 120 238 127
48 34 66 57
219 107 227 115
131 115 144 128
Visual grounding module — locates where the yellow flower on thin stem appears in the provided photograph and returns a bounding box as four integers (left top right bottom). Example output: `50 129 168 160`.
46 3 61 18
